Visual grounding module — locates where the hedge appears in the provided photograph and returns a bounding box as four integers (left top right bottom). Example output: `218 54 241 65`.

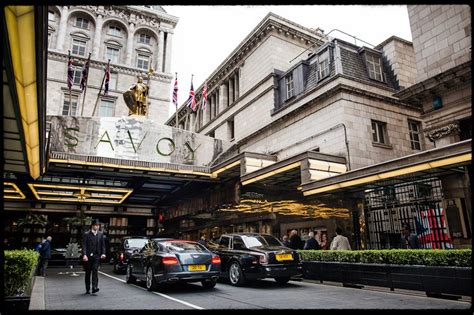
297 249 471 267
4 250 39 296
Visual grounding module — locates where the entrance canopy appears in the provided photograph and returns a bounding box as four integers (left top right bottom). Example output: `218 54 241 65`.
301 140 471 197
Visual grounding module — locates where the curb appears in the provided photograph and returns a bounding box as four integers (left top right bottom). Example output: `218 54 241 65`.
29 276 45 310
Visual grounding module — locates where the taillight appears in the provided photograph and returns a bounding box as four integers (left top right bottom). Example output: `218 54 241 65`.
212 256 221 264
119 253 124 261
162 256 179 265
259 255 268 264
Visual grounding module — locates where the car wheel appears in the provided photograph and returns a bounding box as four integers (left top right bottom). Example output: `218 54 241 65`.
201 279 217 289
275 277 290 285
126 265 135 284
146 266 158 291
228 261 246 287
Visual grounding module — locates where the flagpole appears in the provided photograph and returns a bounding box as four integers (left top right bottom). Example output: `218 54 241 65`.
185 74 193 130
68 50 72 116
91 59 109 117
174 72 179 129
80 52 92 116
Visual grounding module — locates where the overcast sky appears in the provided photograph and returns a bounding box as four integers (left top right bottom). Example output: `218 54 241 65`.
162 5 413 118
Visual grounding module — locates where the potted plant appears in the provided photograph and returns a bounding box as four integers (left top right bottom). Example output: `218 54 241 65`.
4 250 39 311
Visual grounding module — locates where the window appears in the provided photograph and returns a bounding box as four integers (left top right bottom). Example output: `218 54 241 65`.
48 11 55 22
75 17 89 29
232 236 245 250
109 73 118 90
138 33 151 44
408 120 422 150
98 99 115 117
72 66 82 85
286 73 294 99
108 25 122 37
218 236 231 248
372 120 388 145
367 54 383 81
136 54 150 70
62 95 78 116
72 39 87 56
106 47 120 63
319 58 330 79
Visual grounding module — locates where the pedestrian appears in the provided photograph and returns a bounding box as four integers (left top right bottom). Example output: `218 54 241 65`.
198 234 208 247
38 236 52 276
320 232 329 250
282 235 291 248
303 231 320 250
82 218 106 295
330 227 351 250
400 223 421 249
289 229 303 250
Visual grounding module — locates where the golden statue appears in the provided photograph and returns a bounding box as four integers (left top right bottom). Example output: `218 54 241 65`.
123 69 154 116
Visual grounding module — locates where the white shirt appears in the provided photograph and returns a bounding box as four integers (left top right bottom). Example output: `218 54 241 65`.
330 234 351 250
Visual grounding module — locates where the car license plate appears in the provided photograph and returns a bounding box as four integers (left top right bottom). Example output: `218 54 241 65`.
188 265 206 271
276 254 293 261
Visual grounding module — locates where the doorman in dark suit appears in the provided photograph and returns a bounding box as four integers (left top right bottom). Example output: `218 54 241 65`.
82 218 106 295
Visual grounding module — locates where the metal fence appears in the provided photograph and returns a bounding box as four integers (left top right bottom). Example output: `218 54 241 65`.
364 178 453 249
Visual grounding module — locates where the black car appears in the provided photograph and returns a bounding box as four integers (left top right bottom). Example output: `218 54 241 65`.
126 239 221 290
113 236 149 274
208 233 302 286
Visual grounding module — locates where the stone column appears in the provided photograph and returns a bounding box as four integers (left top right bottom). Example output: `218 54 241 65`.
157 30 164 72
203 96 210 125
228 78 234 105
56 6 69 51
164 32 173 73
125 23 135 66
219 83 228 113
234 73 239 99
92 14 103 60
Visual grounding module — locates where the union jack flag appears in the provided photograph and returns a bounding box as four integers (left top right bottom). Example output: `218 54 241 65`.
79 55 91 91
104 61 110 96
415 206 453 249
201 81 208 111
187 79 197 111
67 54 73 91
172 75 178 107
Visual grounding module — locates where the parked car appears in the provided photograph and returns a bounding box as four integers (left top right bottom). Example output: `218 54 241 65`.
113 236 149 274
207 233 302 286
126 239 221 290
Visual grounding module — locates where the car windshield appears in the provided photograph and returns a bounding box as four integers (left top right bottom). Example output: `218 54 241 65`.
241 235 283 248
124 238 148 249
163 241 208 253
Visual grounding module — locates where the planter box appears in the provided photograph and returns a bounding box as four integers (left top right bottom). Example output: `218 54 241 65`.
302 261 471 296
3 296 31 312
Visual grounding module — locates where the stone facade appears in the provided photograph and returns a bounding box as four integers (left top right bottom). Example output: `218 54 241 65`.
46 5 178 125
408 5 471 83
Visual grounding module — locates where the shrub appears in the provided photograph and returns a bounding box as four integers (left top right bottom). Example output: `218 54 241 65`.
297 249 471 267
4 250 39 296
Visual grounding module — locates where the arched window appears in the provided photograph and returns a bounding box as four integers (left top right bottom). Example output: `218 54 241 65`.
138 33 151 45
108 25 122 37
75 17 89 30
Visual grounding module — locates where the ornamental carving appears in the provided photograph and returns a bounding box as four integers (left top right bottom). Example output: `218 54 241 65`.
427 123 461 142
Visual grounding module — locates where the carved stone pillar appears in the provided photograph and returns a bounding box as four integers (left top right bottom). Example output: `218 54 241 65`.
234 73 239 99
126 22 135 66
92 14 103 60
219 84 228 113
56 6 69 51
164 32 172 73
157 30 164 72
228 78 234 105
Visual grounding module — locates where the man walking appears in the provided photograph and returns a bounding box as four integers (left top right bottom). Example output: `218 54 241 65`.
330 227 351 250
289 229 303 250
38 236 52 276
82 219 106 295
400 223 421 249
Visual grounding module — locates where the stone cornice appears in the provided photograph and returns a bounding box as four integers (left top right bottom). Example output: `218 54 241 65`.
393 61 471 105
47 50 173 82
74 5 177 30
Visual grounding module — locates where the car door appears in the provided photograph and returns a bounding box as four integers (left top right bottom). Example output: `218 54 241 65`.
216 236 232 275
